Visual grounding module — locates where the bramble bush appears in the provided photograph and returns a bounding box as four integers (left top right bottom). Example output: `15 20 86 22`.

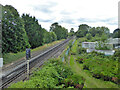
76 52 118 84
9 58 85 88
76 40 119 84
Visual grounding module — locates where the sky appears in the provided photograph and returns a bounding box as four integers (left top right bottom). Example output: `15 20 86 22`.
0 0 119 33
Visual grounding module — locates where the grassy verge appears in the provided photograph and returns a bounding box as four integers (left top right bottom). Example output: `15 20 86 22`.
3 39 64 65
71 40 77 53
70 55 74 66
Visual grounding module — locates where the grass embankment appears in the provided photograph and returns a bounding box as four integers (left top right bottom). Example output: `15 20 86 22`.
3 39 64 65
69 39 119 88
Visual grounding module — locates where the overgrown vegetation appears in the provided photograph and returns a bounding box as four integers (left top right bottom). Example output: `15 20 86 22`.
76 38 119 85
95 42 111 50
9 58 85 89
69 38 119 88
76 24 110 42
1 4 69 54
2 5 30 53
50 22 68 40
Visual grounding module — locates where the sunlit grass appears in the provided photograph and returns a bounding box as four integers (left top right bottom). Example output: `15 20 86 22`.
70 55 74 66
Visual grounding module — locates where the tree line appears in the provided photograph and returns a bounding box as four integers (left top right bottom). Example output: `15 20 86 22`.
76 24 110 38
1 5 68 53
75 24 120 42
2 4 119 54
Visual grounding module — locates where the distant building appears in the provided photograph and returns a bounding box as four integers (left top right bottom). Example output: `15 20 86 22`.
82 42 98 49
82 41 115 55
107 38 120 48
86 49 115 56
94 50 115 56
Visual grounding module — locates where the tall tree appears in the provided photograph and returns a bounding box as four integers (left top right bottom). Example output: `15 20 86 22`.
50 32 57 42
89 27 97 37
76 24 90 37
22 14 43 48
69 28 74 36
113 28 120 38
2 5 30 53
89 26 110 37
50 22 68 40
86 33 92 40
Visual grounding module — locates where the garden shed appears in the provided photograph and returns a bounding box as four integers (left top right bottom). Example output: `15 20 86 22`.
82 42 98 49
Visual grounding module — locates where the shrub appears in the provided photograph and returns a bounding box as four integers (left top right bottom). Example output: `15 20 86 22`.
78 47 86 54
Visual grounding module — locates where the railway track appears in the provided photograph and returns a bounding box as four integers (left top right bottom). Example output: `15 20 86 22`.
0 37 73 88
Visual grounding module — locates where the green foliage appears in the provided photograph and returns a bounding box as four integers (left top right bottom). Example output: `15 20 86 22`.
70 40 77 55
68 28 74 36
9 58 85 88
42 28 52 43
86 33 92 40
68 40 73 49
112 49 120 60
77 50 118 83
76 40 119 84
50 32 57 42
100 33 108 42
63 74 85 88
77 37 87 42
2 5 30 53
9 58 78 88
95 41 111 50
90 34 101 41
76 24 90 38
50 22 68 40
42 30 57 44
1 4 68 54
112 28 120 38
76 26 110 42
89 26 110 37
77 47 86 54
22 14 43 48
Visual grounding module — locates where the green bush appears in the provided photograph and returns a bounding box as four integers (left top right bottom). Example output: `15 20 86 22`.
9 58 84 88
77 47 86 54
63 74 85 89
77 51 118 84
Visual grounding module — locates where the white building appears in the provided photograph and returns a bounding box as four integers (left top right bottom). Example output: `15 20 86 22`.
82 42 98 49
82 41 115 55
94 50 115 56
107 38 120 48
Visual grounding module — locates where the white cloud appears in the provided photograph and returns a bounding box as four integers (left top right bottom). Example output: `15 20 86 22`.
0 0 119 32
